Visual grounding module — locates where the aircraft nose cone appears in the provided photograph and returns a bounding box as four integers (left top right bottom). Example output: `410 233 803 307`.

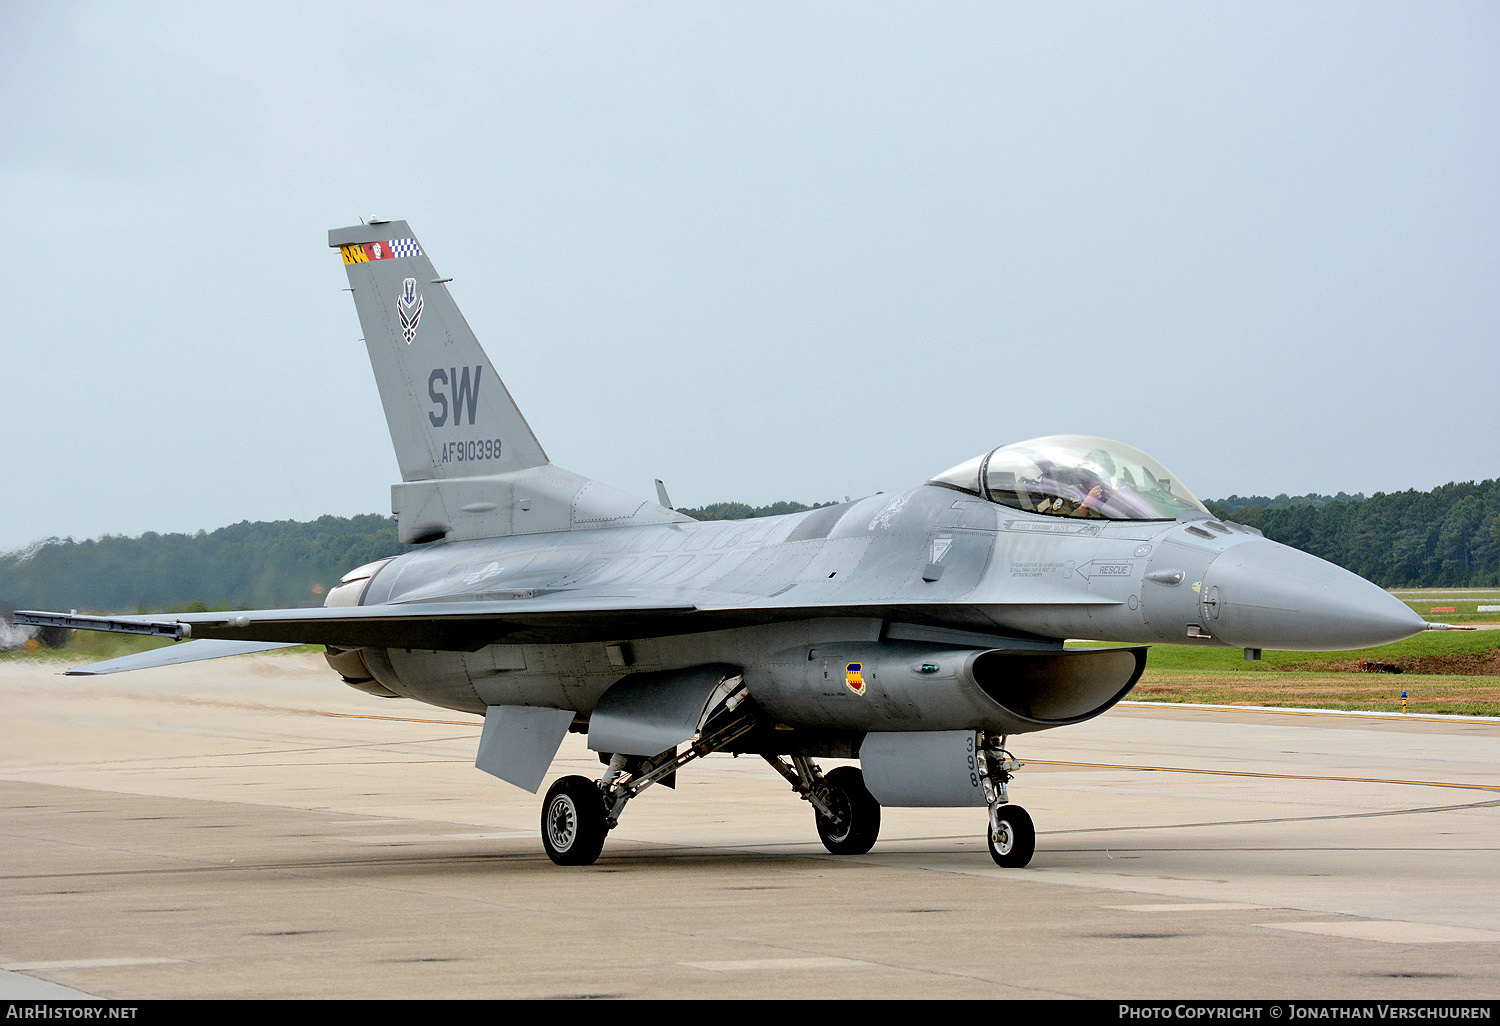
1202 538 1426 651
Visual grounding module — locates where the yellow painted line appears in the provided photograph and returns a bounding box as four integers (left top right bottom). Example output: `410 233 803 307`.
285 708 1500 793
1121 700 1499 725
1029 758 1500 793
285 707 480 728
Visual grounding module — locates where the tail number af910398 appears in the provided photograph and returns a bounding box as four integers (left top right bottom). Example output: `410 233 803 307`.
440 439 503 464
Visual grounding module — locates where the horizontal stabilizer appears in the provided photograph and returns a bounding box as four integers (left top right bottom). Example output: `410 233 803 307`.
66 639 301 676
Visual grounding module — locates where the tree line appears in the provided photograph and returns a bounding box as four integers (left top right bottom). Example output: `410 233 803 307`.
0 514 405 613
0 503 835 615
2 483 1496 616
1204 479 1500 588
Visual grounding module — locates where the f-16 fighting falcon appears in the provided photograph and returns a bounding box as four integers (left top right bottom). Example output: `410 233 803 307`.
18 221 1444 867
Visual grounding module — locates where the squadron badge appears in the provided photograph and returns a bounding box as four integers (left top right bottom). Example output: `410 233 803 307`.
845 662 866 696
399 277 424 344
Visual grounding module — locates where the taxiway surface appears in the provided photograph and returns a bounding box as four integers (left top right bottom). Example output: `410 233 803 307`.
1 652 1497 1000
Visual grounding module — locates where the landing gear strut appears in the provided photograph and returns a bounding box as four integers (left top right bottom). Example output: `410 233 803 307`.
538 705 760 866
979 734 1033 868
763 755 882 855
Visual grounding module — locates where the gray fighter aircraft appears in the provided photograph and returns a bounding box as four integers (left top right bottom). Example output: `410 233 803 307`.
17 221 1444 867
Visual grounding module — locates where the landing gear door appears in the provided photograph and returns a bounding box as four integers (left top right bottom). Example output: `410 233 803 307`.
475 705 577 793
861 730 990 807
588 664 745 757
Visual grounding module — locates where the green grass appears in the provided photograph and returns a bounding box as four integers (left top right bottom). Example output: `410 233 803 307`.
1090 630 1500 716
1 631 176 664
1126 627 1498 673
1383 588 1500 625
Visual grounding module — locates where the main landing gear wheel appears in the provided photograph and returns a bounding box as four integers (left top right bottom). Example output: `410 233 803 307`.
815 766 881 855
987 803 1035 868
541 775 608 866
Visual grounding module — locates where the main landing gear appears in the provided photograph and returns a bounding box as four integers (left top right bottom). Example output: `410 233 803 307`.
538 705 761 866
762 755 881 855
537 724 1034 869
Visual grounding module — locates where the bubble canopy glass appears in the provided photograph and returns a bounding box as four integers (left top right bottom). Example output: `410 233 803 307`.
928 435 1210 521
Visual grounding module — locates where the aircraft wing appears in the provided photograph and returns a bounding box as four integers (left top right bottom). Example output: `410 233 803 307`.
15 596 702 653
18 586 1114 661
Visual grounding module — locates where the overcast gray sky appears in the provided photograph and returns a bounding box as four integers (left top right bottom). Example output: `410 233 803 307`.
2 1 1496 552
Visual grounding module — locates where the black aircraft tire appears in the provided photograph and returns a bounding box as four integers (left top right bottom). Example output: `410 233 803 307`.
815 766 882 855
541 775 608 866
988 804 1035 868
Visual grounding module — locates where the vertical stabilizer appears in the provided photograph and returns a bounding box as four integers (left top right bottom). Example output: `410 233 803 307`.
329 221 547 482
330 221 687 544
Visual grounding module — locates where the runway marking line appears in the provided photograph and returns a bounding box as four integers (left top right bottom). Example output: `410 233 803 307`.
1107 903 1268 912
285 708 479 727
90 697 1499 796
1254 921 1500 944
1028 758 1500 793
1121 700 1499 725
681 957 874 971
86 702 1500 795
3 957 183 970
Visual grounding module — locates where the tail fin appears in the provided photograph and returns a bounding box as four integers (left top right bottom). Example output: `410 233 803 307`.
331 221 688 544
329 221 546 482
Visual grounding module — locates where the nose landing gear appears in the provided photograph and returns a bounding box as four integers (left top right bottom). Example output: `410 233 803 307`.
980 736 1033 868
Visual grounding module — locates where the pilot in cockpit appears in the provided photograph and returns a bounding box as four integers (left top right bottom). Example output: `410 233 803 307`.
1029 465 1109 517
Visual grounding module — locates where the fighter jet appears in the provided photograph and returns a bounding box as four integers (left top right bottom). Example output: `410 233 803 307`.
17 221 1444 867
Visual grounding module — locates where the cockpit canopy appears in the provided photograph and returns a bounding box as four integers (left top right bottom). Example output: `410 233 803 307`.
928 434 1209 521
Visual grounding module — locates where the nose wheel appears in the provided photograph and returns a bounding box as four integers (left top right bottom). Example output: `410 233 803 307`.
987 803 1035 867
